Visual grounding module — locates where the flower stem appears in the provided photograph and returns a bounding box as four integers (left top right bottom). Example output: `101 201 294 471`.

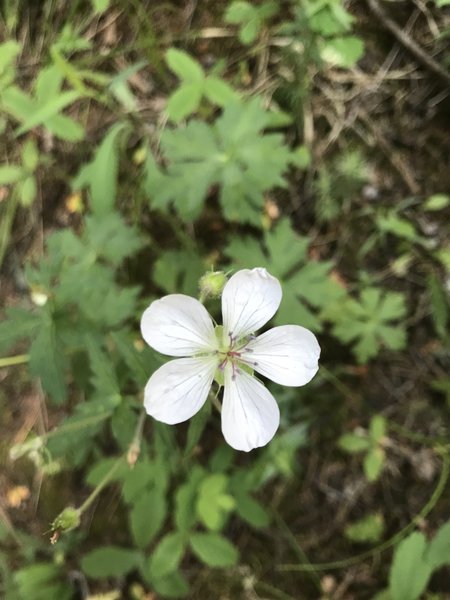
77 456 124 515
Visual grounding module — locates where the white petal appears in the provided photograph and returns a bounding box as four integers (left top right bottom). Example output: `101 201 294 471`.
141 294 217 357
242 325 320 386
144 357 217 424
221 364 280 452
221 268 282 340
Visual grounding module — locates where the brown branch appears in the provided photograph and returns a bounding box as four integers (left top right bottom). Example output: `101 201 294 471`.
366 0 450 86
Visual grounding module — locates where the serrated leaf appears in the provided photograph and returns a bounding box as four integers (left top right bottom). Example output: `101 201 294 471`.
148 532 185 579
29 318 67 404
389 533 432 600
190 533 239 567
81 546 141 578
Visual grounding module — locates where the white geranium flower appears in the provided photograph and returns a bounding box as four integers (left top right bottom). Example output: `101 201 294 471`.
141 268 320 452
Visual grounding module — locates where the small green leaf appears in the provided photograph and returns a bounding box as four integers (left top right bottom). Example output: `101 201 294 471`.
19 175 37 206
203 77 238 106
0 164 23 184
148 532 185 579
369 415 386 443
15 90 80 136
364 447 385 482
151 571 189 598
190 533 239 567
129 488 167 548
344 513 384 544
196 474 234 531
424 193 450 211
22 140 39 171
426 520 450 570
166 48 204 82
29 319 67 404
81 546 141 578
235 493 270 528
338 432 371 453
389 532 432 600
321 36 365 68
166 83 203 122
92 0 110 13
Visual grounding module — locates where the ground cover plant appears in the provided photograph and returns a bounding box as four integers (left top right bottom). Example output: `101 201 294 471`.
1 0 450 598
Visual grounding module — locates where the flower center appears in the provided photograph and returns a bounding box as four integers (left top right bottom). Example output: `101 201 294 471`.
213 325 256 384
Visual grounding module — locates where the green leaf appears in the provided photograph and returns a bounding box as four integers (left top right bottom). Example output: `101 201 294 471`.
151 571 189 598
73 123 127 216
175 467 204 532
338 432 371 453
203 77 238 106
148 532 185 579
166 83 203 122
20 175 37 206
22 139 39 171
424 193 450 211
81 546 141 578
321 36 365 68
369 415 386 443
92 0 110 13
185 401 211 455
130 488 167 548
190 533 239 567
389 532 432 600
15 90 80 136
166 48 204 82
426 520 450 570
344 513 384 544
0 164 23 184
364 447 385 482
234 492 270 528
427 273 448 339
196 474 235 531
29 318 67 404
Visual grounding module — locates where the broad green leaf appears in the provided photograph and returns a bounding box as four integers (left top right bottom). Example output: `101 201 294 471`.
338 432 371 453
190 533 239 567
130 488 167 548
147 532 185 579
0 40 20 72
389 533 431 600
344 513 384 544
15 90 80 136
426 520 450 570
166 48 204 82
81 546 141 578
1 86 35 121
166 83 203 122
175 467 204 532
22 139 39 171
0 164 23 184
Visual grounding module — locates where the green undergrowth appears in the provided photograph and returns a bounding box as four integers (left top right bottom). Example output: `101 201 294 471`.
0 0 449 598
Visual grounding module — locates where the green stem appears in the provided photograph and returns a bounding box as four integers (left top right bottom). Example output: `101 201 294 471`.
77 457 124 515
277 447 449 572
0 354 30 368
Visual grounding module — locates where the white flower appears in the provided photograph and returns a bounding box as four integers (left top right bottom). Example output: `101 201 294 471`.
140 268 320 452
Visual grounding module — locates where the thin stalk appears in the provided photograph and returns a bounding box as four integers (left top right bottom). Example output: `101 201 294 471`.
0 354 29 368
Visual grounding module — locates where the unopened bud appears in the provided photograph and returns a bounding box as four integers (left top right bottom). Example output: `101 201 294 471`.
199 271 227 299
51 506 80 539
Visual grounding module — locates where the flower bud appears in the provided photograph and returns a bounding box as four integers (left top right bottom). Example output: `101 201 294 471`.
52 506 80 536
199 270 227 299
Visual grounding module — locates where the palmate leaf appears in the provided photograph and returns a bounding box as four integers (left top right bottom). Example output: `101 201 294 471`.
145 98 292 225
225 218 345 331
